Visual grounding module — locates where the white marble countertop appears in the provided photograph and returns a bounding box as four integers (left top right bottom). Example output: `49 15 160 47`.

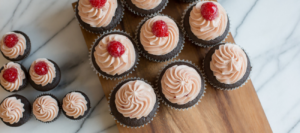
0 0 299 133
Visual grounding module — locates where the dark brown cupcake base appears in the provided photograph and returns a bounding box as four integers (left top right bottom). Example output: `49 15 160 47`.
124 0 168 16
33 94 61 123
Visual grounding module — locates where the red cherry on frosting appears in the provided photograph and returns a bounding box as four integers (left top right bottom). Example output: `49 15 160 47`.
34 61 49 75
3 67 18 83
89 0 107 9
4 34 19 48
107 41 125 57
152 20 169 37
200 2 218 21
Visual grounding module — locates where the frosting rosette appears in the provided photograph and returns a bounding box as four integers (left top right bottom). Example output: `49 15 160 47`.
62 92 88 118
0 62 25 92
140 16 179 55
29 58 56 86
131 0 161 10
94 34 136 75
78 0 118 27
189 1 228 41
115 80 156 119
0 32 26 59
210 43 247 84
161 65 201 105
33 95 59 122
0 97 24 124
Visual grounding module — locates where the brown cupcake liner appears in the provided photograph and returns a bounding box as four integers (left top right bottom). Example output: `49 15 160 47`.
89 29 140 80
108 77 160 128
124 0 169 17
156 59 206 110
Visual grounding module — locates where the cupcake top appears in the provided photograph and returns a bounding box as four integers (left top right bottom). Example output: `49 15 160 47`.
0 32 27 59
210 43 247 84
189 1 228 41
161 65 201 105
115 80 156 119
33 95 59 122
0 62 26 92
62 92 88 118
29 58 56 86
140 15 179 55
0 97 24 124
131 0 161 10
78 0 118 27
94 34 136 76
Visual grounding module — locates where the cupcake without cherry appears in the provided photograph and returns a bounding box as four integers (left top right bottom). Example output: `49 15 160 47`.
32 94 60 123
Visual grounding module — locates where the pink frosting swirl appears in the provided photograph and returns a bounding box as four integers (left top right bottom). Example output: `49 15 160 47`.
0 97 24 124
94 34 136 75
140 16 179 55
189 1 228 41
210 43 248 84
161 65 201 105
0 32 26 59
0 62 25 92
33 96 59 122
62 92 88 118
78 0 118 27
115 80 156 119
29 58 56 86
132 0 161 10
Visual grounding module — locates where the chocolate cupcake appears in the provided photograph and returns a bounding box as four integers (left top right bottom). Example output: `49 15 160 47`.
124 0 168 16
109 78 159 127
0 94 32 127
90 30 139 79
136 15 184 62
0 62 29 92
182 1 230 47
157 60 205 110
75 0 124 34
0 31 31 61
62 91 91 120
33 94 61 123
29 58 61 91
203 43 251 90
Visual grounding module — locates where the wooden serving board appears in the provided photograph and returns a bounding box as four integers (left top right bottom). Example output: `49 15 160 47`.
72 1 272 133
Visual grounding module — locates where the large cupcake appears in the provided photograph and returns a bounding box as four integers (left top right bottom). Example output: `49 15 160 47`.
124 0 168 16
183 1 230 47
32 94 60 123
0 62 29 92
203 43 251 90
136 15 184 62
0 31 31 61
75 0 124 34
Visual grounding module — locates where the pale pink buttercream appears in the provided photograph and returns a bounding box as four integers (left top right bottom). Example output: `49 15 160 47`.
189 1 228 41
0 97 24 124
140 16 179 55
0 62 25 92
78 0 118 27
29 58 56 86
115 80 156 119
131 0 161 10
62 92 87 118
161 65 201 105
94 34 136 75
33 96 59 122
0 32 26 59
210 43 247 84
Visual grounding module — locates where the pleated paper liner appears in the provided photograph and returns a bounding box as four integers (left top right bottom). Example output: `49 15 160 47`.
124 0 169 17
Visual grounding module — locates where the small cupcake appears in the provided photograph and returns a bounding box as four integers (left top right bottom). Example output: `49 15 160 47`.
0 62 29 92
75 0 124 34
0 94 32 127
124 0 168 16
136 15 184 62
33 94 60 123
29 58 61 91
62 91 91 120
182 1 230 47
109 79 159 127
157 60 205 109
90 31 139 79
0 31 31 61
203 43 251 90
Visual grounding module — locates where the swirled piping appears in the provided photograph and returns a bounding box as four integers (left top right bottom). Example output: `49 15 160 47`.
0 32 27 59
33 96 59 122
0 62 25 92
0 97 24 124
62 92 88 118
29 58 56 86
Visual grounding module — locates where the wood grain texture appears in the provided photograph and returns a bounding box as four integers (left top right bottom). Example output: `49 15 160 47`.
72 1 272 132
